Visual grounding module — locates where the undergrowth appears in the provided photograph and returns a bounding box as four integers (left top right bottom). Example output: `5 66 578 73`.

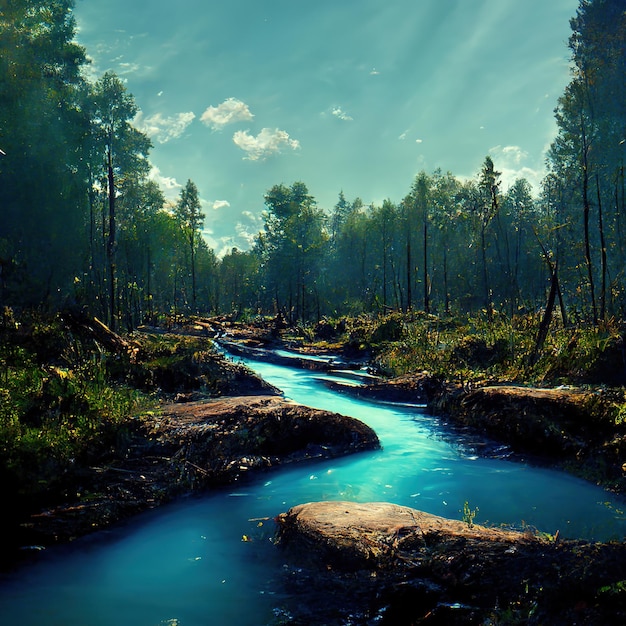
0 310 150 508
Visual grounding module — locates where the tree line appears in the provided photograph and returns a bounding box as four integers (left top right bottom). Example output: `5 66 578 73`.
1 0 624 329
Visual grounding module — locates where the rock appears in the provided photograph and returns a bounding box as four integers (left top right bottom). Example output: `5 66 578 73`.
154 396 381 477
276 500 541 570
323 372 444 405
274 501 626 625
445 385 616 456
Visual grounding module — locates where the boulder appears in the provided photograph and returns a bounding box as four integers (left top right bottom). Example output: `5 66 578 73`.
274 501 626 624
276 500 541 570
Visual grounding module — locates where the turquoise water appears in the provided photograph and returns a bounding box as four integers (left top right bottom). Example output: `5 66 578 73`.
1 356 625 625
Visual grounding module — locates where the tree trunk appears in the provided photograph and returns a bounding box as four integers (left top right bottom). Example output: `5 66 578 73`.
190 233 197 311
443 247 450 316
406 236 412 312
423 212 429 314
581 116 597 323
481 225 492 321
596 174 607 321
531 264 559 366
107 145 116 332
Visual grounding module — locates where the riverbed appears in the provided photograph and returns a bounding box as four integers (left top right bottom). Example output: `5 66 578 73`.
0 354 624 625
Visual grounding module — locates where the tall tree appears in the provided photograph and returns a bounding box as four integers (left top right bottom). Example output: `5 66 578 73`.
91 72 150 329
477 156 501 320
0 0 88 306
404 172 432 313
256 182 327 322
548 0 626 320
501 178 537 311
175 180 205 312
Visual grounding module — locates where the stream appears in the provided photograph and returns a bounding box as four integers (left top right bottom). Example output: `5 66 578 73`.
1 353 625 625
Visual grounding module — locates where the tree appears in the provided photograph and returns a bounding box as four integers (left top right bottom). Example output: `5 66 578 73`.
547 0 626 321
91 71 150 329
218 248 260 315
116 179 165 326
501 178 537 311
330 190 352 246
0 0 89 306
404 172 432 313
370 200 399 310
477 156 501 320
175 180 205 312
429 170 464 315
256 182 327 322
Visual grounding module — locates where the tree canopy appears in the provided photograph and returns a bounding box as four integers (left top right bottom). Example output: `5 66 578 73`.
1 0 624 329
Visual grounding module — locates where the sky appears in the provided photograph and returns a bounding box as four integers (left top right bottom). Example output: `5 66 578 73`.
73 0 579 257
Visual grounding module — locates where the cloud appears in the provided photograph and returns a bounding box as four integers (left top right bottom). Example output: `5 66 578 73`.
490 144 528 165
135 111 196 143
232 127 300 161
200 98 254 130
212 200 231 210
118 61 142 75
488 145 542 192
148 164 182 201
398 129 423 143
331 106 353 122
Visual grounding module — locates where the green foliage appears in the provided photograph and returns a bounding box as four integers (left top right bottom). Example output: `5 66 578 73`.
368 311 626 393
461 500 479 528
2 0 625 349
0 314 147 506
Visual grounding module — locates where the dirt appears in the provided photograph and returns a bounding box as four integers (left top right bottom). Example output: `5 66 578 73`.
6 394 379 566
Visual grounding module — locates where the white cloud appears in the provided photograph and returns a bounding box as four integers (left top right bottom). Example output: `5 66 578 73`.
491 144 528 165
331 106 353 122
232 127 300 161
135 111 195 143
200 98 254 130
235 222 259 248
118 61 142 75
212 200 231 210
488 145 542 192
148 164 182 201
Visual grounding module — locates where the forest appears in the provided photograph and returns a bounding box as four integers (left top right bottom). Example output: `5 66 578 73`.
0 0 625 331
2 4 626 622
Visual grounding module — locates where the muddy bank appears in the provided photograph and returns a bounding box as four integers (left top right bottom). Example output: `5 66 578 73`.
8 395 379 564
275 500 626 625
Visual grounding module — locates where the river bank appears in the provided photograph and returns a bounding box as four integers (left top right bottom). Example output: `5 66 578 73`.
3 312 626 623
213 317 626 497
11 395 378 553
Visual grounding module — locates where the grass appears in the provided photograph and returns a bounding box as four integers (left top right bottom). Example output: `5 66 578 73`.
0 312 151 508
329 311 626 389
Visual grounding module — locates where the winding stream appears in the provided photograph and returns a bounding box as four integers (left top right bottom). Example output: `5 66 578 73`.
1 353 625 625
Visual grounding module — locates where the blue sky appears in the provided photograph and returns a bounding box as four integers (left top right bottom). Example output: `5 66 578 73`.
74 0 578 256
